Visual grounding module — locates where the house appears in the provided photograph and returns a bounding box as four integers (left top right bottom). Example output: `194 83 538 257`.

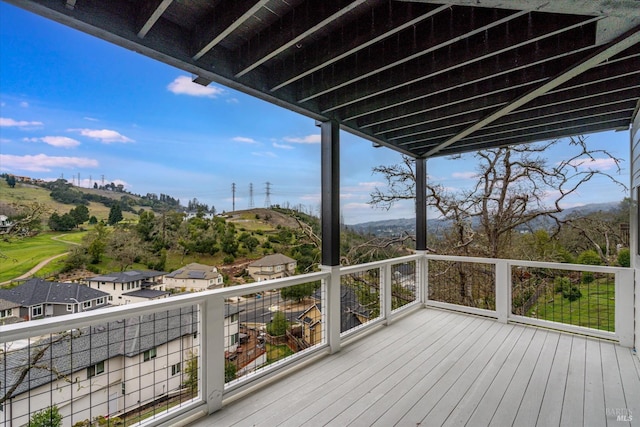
247 254 297 282
0 279 110 320
164 263 224 291
85 270 168 304
0 298 22 325
0 307 198 426
0 214 14 234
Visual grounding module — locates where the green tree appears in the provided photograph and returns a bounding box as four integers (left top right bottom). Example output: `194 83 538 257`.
70 204 89 226
266 311 289 336
48 212 76 231
29 405 62 427
280 282 319 302
107 227 143 271
184 352 198 393
108 203 123 225
84 222 109 264
225 361 237 382
5 174 16 188
617 248 630 267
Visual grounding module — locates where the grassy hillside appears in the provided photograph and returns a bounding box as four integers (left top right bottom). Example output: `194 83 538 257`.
0 180 139 221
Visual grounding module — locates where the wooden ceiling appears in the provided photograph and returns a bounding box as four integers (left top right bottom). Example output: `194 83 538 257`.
6 0 640 157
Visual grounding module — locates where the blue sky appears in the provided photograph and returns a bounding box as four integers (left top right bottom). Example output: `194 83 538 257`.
0 3 630 225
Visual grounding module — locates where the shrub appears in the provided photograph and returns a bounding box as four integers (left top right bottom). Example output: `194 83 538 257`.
554 276 571 293
562 285 582 302
617 248 630 267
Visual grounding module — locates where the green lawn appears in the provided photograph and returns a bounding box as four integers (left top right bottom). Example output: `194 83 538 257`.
0 232 85 284
528 279 615 332
266 343 294 363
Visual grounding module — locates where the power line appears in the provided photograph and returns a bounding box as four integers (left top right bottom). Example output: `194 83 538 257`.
231 182 236 212
264 182 272 207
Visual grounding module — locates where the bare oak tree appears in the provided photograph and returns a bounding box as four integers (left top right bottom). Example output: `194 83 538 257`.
370 136 625 258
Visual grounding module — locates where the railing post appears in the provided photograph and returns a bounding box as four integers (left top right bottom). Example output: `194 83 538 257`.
383 263 392 325
495 260 509 323
416 251 429 306
616 268 635 348
323 265 342 354
204 296 225 413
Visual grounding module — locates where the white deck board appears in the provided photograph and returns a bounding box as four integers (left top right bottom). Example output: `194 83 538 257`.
189 308 640 427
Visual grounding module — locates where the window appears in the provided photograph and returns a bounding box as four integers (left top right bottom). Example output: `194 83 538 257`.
171 362 181 376
143 347 157 361
230 333 238 346
96 297 105 305
31 305 43 317
108 296 113 301
83 301 92 309
0 309 11 318
66 304 73 312
121 382 126 395
87 361 105 378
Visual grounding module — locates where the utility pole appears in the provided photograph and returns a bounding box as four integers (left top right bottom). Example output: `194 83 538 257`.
231 182 236 212
249 183 254 208
264 182 272 207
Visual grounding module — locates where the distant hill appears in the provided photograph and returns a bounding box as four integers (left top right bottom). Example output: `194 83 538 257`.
346 201 623 237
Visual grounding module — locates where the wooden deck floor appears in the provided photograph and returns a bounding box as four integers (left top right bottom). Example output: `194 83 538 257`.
190 308 640 427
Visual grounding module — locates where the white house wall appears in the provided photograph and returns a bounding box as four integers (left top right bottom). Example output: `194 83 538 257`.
631 110 640 356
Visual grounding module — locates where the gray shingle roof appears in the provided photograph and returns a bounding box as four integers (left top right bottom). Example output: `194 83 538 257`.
122 289 171 298
0 306 198 398
87 270 166 283
166 263 220 280
248 254 296 268
0 279 109 307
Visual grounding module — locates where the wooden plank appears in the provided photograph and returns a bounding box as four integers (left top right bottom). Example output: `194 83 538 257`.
270 312 481 426
511 332 560 427
462 328 540 426
486 330 549 426
614 346 640 426
583 339 606 427
560 336 586 427
537 333 573 426
363 318 500 426
407 323 516 426
601 342 631 427
440 325 528 427
293 314 485 426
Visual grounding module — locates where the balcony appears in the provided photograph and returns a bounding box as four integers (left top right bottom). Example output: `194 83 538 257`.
1 254 637 427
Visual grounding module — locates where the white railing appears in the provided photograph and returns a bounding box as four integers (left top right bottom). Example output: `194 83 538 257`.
424 255 634 347
0 254 633 427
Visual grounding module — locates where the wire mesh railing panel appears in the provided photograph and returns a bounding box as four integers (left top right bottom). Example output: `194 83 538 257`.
511 266 615 332
428 260 496 310
0 305 201 427
223 279 324 385
390 260 418 312
340 268 382 334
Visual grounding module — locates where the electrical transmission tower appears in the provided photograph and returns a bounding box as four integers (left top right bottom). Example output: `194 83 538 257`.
231 183 236 212
249 183 254 208
264 182 272 207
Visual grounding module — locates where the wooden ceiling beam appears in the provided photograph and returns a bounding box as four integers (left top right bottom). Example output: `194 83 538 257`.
234 0 368 78
423 25 640 157
191 0 269 61
137 0 174 39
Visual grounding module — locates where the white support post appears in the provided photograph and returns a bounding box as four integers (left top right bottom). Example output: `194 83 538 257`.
383 263 393 325
323 265 342 354
203 296 225 413
616 268 635 348
495 260 509 323
416 251 429 307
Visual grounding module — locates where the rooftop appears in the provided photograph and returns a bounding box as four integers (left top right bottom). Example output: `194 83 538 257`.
0 278 109 306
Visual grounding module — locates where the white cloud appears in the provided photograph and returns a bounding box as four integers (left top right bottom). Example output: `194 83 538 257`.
568 158 618 171
283 134 321 144
273 142 294 149
0 154 99 172
71 128 133 143
20 101 29 108
84 116 99 122
452 171 476 179
24 136 81 148
167 75 224 98
233 136 258 144
251 151 277 158
226 98 239 104
0 117 43 127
